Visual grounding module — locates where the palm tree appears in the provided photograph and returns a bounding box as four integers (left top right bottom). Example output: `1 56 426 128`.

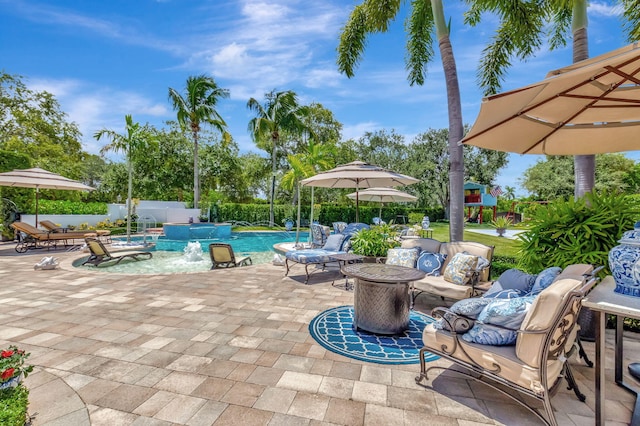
247 90 311 226
95 115 151 243
168 75 229 209
465 0 640 198
338 0 465 241
504 185 516 200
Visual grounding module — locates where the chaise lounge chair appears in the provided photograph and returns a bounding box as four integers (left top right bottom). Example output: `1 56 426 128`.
10 221 88 253
209 243 252 269
82 237 153 266
39 220 73 233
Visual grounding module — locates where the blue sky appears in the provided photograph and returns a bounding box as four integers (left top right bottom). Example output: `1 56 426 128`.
1 0 635 195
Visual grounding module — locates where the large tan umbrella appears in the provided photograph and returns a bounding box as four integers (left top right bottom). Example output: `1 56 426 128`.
346 187 417 219
460 43 640 155
0 168 95 225
300 161 419 223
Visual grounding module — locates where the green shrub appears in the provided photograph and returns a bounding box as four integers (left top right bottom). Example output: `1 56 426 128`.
349 224 400 257
490 254 520 278
518 192 640 274
0 384 29 426
35 200 107 215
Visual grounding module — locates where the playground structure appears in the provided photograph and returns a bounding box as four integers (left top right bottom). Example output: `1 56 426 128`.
505 200 549 223
463 182 498 224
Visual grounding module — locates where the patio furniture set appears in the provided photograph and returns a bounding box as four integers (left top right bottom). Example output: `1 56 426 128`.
284 229 606 426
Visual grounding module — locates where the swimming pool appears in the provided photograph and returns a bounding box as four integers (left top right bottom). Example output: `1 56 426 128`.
74 231 308 274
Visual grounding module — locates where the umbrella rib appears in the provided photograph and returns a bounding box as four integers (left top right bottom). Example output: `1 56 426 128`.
605 65 640 85
462 54 640 147
521 64 640 154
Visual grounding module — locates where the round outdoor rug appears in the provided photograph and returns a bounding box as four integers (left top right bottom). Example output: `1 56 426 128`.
309 305 440 365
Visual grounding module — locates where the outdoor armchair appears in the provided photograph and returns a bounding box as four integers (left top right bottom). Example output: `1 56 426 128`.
417 264 601 426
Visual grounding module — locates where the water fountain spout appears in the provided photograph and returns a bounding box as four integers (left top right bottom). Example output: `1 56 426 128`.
183 241 204 262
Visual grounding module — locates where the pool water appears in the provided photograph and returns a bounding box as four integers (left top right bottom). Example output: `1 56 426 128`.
75 231 308 274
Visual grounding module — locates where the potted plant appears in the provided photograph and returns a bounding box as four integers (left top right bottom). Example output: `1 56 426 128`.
491 216 513 237
0 345 33 426
349 224 399 262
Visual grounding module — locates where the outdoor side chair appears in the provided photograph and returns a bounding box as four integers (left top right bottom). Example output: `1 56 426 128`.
209 243 252 269
82 237 153 266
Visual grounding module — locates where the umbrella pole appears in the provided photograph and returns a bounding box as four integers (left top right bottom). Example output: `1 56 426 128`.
379 203 382 220
295 182 301 244
309 187 315 243
355 184 359 223
35 186 39 227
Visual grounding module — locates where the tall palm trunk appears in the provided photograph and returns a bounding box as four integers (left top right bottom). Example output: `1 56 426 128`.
572 0 594 199
270 134 277 226
126 158 133 243
192 129 200 209
433 0 464 242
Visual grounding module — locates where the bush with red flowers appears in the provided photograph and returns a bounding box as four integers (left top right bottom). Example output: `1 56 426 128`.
0 346 33 385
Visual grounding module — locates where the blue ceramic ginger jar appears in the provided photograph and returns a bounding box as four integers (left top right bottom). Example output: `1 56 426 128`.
609 221 640 297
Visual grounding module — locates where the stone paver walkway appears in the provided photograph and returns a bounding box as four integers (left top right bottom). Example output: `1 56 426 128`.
0 242 637 425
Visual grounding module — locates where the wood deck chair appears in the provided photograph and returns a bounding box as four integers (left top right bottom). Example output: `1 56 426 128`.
209 243 252 269
39 220 71 233
10 221 87 253
82 237 152 266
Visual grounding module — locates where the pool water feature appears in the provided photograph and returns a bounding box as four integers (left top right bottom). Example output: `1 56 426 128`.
75 231 308 274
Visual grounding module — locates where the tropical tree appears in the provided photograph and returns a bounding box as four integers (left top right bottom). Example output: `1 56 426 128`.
168 75 229 209
95 115 153 243
247 90 312 226
338 0 466 241
504 186 516 200
465 0 640 198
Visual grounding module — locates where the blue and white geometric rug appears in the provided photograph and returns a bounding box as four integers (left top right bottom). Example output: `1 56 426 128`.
309 305 440 365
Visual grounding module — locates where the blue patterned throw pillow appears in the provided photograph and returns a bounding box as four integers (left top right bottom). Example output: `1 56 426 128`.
529 266 562 295
462 295 536 345
416 252 447 276
443 253 478 285
434 297 492 332
386 248 419 268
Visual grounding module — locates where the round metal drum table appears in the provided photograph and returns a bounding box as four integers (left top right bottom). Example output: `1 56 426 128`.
341 263 425 334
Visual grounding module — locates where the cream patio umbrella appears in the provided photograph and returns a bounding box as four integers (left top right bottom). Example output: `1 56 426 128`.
300 161 419 223
0 168 95 225
460 43 640 155
346 187 418 220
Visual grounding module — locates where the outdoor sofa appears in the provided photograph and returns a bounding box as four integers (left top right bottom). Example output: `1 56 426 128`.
417 263 599 426
394 237 494 303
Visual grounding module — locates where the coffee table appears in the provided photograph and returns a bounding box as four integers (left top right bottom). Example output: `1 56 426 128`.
342 263 425 334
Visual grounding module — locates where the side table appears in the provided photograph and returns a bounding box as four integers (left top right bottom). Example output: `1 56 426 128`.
330 253 365 290
583 276 640 426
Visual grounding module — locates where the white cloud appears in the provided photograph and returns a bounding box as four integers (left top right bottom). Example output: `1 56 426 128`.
23 77 170 155
342 121 379 141
588 2 622 17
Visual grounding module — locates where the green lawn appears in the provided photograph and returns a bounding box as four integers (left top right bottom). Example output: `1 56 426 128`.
427 222 522 258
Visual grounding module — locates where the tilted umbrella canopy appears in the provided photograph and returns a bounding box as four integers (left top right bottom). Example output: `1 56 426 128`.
300 161 419 222
0 168 95 224
460 43 640 155
347 187 418 219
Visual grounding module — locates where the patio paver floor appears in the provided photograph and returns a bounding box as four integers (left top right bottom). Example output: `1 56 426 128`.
0 242 636 425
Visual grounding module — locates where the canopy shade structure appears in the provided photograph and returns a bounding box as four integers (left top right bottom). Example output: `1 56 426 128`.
460 43 640 155
300 161 419 222
0 168 95 224
347 187 418 220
